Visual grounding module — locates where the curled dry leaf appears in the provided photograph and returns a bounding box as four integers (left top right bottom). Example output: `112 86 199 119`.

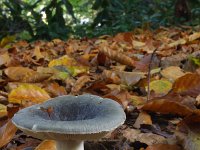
104 90 130 109
99 47 135 67
71 75 91 94
172 73 200 97
161 66 185 82
141 99 193 117
4 67 51 82
102 70 121 84
0 120 17 148
133 111 152 129
35 140 56 150
8 84 50 105
146 144 181 150
45 82 67 97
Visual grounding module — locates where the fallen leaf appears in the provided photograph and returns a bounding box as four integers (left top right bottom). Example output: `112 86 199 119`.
141 99 193 117
132 40 146 49
161 66 185 82
0 120 17 148
4 67 51 82
33 46 44 60
146 144 181 150
133 111 152 128
147 79 172 97
99 46 135 67
0 104 7 118
122 128 166 145
71 75 91 94
8 84 50 105
48 55 77 67
35 140 56 150
188 32 200 42
0 52 10 66
0 35 16 47
45 82 67 97
172 73 200 97
117 71 146 86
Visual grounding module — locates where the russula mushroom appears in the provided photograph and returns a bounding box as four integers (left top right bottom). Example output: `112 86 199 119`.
12 94 126 150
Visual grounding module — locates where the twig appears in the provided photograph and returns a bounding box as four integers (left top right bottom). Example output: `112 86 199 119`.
147 48 158 101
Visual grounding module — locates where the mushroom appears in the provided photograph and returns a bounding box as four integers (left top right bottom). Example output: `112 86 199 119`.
12 94 126 150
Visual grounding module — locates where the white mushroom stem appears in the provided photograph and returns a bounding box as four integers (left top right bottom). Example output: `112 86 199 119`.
56 140 84 150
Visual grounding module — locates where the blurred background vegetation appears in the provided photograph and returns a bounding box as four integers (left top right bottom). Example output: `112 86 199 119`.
0 0 200 40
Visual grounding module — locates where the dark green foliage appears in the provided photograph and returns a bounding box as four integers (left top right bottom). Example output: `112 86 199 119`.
0 0 199 40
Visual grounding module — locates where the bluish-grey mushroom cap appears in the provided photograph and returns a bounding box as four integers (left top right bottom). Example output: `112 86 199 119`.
12 94 126 140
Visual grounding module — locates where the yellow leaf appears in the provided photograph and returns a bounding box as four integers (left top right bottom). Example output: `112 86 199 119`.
0 104 7 118
48 55 77 67
146 79 172 96
4 67 51 83
132 40 146 49
0 35 16 47
189 32 200 42
8 84 50 104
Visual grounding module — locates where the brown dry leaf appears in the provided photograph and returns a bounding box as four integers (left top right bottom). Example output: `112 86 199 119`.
122 128 166 145
104 90 131 109
4 67 51 82
45 82 67 97
146 144 181 150
117 71 146 86
97 51 107 66
141 99 193 117
8 84 50 105
0 52 10 66
161 66 185 82
188 32 200 42
99 46 135 67
133 111 152 128
0 120 17 148
196 94 200 106
71 75 91 94
172 73 200 97
35 140 56 150
102 70 121 84
132 40 146 49
33 46 44 60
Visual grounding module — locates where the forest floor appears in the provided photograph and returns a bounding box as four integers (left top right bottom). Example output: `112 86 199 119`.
0 26 200 150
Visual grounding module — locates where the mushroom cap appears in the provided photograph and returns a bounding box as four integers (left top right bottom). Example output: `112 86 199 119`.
12 94 126 140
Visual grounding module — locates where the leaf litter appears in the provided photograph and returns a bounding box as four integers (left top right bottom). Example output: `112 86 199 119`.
0 26 200 150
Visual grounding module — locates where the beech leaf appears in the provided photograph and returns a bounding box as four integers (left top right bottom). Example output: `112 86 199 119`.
0 120 17 148
141 99 193 117
8 84 50 105
35 140 56 150
172 73 200 97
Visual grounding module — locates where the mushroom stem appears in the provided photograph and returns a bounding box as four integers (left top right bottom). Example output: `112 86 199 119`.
56 140 84 150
